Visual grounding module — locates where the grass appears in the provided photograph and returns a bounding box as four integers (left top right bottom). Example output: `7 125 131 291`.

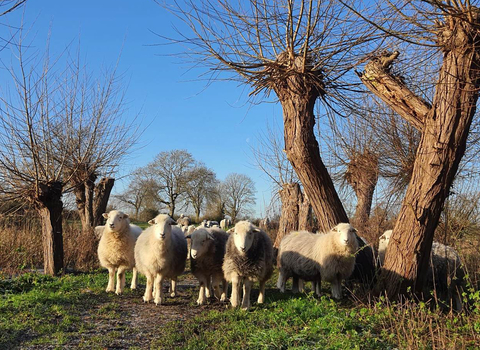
1 270 480 349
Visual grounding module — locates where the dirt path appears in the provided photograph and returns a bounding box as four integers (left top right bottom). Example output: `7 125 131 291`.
23 275 227 349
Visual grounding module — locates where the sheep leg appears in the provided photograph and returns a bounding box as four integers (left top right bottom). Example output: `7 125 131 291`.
212 273 223 300
143 273 154 303
154 274 164 305
205 276 212 298
292 276 300 293
220 279 228 302
241 279 253 310
197 275 208 305
116 266 127 295
276 270 287 293
257 280 266 304
230 275 241 308
106 267 116 293
314 280 322 297
170 278 178 297
130 267 138 290
331 278 342 299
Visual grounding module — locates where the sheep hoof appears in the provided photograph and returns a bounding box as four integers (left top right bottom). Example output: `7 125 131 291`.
170 292 176 298
154 297 163 305
143 296 152 303
105 287 114 293
220 295 226 302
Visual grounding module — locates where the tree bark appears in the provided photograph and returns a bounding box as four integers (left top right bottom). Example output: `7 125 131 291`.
37 181 64 276
359 13 480 297
298 191 316 232
275 182 301 247
274 55 349 232
345 150 379 230
93 177 115 227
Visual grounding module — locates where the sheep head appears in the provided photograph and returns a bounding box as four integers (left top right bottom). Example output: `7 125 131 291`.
189 228 214 259
232 221 260 255
102 210 129 232
332 223 357 247
148 214 176 240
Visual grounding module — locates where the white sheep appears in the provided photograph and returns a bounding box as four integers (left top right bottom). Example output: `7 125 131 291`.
378 230 465 311
222 221 274 310
277 223 359 300
134 214 188 305
187 227 229 305
97 210 142 294
186 224 196 235
377 229 392 266
220 218 231 230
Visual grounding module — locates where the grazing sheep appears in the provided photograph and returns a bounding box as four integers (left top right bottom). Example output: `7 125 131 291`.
97 210 142 294
378 231 465 311
220 218 232 230
134 214 188 305
207 220 219 228
222 221 274 309
277 223 359 299
347 235 378 288
187 227 229 305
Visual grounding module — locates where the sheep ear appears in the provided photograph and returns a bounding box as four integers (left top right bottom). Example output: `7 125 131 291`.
123 213 129 219
253 228 261 233
148 219 155 225
207 232 215 240
102 213 108 219
227 228 235 234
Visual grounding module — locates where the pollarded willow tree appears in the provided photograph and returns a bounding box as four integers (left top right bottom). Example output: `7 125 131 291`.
165 0 381 232
353 0 480 297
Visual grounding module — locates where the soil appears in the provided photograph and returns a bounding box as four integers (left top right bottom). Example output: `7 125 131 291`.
22 274 227 350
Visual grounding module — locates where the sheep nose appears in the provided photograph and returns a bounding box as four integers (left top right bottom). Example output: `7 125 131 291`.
109 223 114 228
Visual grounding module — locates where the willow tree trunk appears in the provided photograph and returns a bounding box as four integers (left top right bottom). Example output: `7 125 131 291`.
92 177 115 227
37 182 64 276
273 56 348 232
275 182 301 247
345 151 379 231
359 12 480 297
298 191 316 233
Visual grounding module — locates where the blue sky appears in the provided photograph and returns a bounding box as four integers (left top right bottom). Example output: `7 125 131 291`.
3 0 283 217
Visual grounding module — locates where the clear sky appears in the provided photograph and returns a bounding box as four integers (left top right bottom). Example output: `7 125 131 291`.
3 0 283 218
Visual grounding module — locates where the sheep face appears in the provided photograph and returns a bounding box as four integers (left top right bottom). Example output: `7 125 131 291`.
189 228 214 259
332 223 357 246
232 221 259 255
379 230 392 250
148 214 176 240
102 210 129 232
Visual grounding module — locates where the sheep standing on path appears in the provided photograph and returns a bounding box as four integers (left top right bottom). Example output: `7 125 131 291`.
277 223 359 299
187 227 229 305
97 210 142 294
222 221 273 310
134 214 188 305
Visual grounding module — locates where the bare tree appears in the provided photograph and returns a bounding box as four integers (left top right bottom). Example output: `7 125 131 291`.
185 163 217 221
147 149 195 217
115 169 159 220
222 173 256 223
0 39 70 275
58 58 140 232
355 1 480 297
251 122 315 246
164 0 381 232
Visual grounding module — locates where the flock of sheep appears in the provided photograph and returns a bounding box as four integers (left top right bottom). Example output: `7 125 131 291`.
96 210 466 311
